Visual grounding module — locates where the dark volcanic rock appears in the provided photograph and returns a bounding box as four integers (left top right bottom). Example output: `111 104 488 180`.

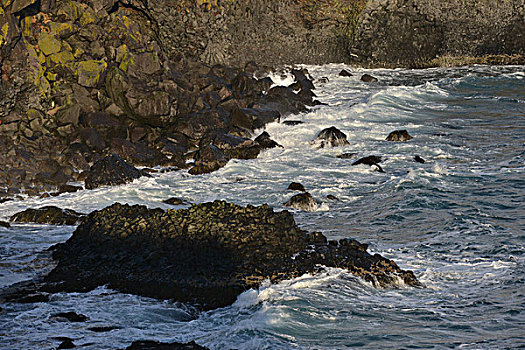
414 155 426 164
339 69 353 77
10 206 85 225
163 197 188 206
124 340 208 350
254 131 281 149
0 221 10 228
360 74 378 82
42 201 419 310
57 339 76 349
50 185 83 197
282 120 303 126
386 130 413 141
283 192 318 211
84 155 144 190
352 156 382 166
287 182 306 192
313 127 350 148
352 156 385 173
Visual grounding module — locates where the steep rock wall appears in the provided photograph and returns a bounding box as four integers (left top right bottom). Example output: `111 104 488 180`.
351 0 525 67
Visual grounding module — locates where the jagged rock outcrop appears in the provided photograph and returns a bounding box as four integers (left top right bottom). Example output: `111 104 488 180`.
10 206 85 225
351 0 525 67
40 201 420 310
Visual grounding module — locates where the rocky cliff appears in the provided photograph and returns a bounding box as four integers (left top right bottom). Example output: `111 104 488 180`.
351 0 525 67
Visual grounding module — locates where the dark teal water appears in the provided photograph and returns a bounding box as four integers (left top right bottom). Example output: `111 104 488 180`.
1 65 524 349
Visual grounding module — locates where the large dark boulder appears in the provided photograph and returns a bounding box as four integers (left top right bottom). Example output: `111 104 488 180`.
10 206 85 225
84 155 144 190
42 201 420 310
313 126 350 148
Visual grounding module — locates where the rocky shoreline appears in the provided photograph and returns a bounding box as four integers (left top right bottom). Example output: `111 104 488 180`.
1 0 523 199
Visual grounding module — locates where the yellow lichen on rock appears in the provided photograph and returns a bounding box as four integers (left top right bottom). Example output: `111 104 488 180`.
76 60 107 87
49 22 75 38
38 32 62 56
48 50 75 64
57 1 79 22
79 5 98 26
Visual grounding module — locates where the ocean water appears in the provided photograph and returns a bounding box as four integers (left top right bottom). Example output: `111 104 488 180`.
0 64 524 349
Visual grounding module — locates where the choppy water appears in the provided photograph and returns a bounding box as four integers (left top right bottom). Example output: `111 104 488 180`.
1 64 524 349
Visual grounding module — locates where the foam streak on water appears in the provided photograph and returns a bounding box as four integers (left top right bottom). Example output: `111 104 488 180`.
1 64 524 349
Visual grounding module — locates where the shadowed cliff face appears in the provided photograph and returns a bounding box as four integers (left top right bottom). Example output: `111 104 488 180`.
351 0 525 67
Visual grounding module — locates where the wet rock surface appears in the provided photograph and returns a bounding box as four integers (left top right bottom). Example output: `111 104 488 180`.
386 130 413 141
352 156 385 173
84 154 144 190
10 206 85 225
283 192 318 211
38 201 419 310
313 126 350 148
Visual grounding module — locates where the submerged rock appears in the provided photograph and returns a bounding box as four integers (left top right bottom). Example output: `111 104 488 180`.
41 201 419 310
84 155 144 190
0 221 10 228
123 340 209 350
386 130 413 141
313 126 350 148
10 206 85 225
337 152 358 159
283 192 318 211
